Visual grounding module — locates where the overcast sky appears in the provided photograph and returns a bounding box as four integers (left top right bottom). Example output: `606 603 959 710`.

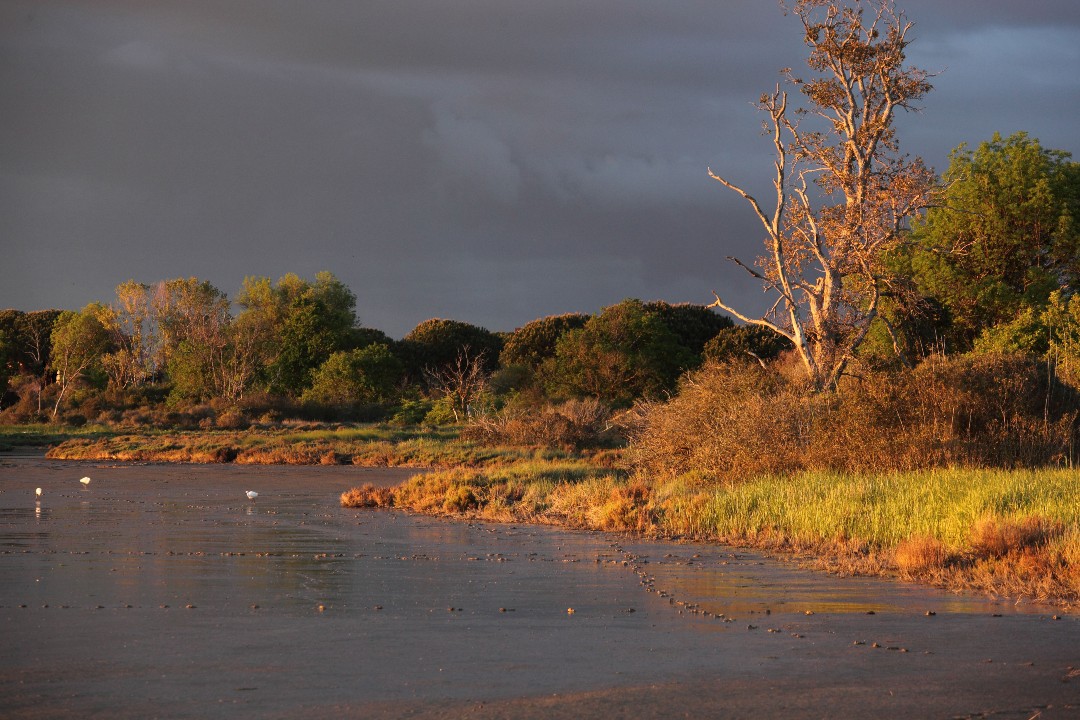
3 1 1078 337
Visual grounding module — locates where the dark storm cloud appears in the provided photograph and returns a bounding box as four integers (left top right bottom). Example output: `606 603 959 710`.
2 1 1078 336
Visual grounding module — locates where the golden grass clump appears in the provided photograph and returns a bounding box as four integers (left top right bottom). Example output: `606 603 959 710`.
968 516 1063 558
340 483 394 508
894 535 949 576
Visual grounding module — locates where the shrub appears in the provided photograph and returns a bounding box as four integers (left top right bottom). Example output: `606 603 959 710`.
894 536 949 575
340 483 394 508
463 398 614 449
629 353 1079 483
969 516 1063 558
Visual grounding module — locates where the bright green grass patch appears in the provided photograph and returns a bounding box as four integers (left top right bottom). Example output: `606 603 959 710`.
673 468 1080 549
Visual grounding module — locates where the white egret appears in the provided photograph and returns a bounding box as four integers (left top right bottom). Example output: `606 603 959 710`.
245 491 258 501
35 487 42 499
80 477 91 486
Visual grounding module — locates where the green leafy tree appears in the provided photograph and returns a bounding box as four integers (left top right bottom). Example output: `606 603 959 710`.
303 344 404 407
545 299 696 406
704 324 793 365
642 302 734 356
236 272 358 396
906 132 1080 351
13 310 62 415
500 313 590 369
49 305 111 419
98 280 156 390
401 318 503 379
0 309 21 397
1045 290 1080 389
151 278 232 404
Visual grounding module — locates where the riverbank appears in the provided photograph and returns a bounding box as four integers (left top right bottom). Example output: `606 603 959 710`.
350 463 1079 607
11 423 1078 608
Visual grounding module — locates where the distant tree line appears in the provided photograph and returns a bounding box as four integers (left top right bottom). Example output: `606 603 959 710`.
0 269 782 425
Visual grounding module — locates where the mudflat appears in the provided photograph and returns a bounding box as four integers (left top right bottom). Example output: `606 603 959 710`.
1 457 1076 719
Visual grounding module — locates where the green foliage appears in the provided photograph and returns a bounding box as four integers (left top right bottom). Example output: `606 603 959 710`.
642 301 733 355
423 396 461 425
0 309 62 402
302 344 404 407
1045 291 1080 389
49 306 112 419
237 272 358 396
703 324 792 364
907 132 1080 351
0 309 19 396
350 326 394 350
389 398 434 426
400 318 502 377
544 299 697 406
500 313 589 369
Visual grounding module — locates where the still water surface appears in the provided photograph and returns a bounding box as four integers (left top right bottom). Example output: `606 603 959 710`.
1 457 1076 718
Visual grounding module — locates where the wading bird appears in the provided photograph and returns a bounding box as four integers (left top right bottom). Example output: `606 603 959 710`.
245 491 258 501
79 477 91 486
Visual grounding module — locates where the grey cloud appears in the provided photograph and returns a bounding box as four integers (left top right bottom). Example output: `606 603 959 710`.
2 0 1078 336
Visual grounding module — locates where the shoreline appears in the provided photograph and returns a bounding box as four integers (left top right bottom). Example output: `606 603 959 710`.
13 427 1080 610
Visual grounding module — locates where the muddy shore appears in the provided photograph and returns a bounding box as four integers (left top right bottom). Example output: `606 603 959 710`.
1 457 1076 718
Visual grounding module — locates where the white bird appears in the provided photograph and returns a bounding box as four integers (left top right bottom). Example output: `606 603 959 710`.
245 491 258 501
79 477 91 486
35 487 42 499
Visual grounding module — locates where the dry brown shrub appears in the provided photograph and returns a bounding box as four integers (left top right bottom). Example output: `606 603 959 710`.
627 358 810 483
894 536 949 576
969 516 1063 558
340 483 395 508
319 450 345 465
215 409 248 430
464 398 613 449
628 353 1079 483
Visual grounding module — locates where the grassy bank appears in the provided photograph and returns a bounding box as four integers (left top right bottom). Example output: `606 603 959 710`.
12 422 1076 606
344 463 1080 606
0 423 115 453
38 423 607 469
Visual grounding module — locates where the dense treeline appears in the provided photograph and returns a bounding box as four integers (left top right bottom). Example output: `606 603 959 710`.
0 271 767 427
2 132 1079 471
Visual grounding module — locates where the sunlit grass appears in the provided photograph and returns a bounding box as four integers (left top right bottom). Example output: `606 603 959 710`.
349 464 1080 604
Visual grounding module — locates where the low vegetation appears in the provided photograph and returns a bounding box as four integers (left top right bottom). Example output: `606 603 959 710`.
344 464 1080 606
44 423 577 468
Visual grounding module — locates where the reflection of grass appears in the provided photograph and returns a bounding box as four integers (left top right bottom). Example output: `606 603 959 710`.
346 465 1080 606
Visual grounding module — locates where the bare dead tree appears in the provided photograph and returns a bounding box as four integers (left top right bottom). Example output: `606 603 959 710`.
423 347 490 422
708 0 938 391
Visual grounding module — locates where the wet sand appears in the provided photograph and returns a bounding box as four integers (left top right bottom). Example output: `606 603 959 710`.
1 457 1077 718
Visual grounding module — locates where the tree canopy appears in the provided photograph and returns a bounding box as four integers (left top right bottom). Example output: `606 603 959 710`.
905 132 1080 351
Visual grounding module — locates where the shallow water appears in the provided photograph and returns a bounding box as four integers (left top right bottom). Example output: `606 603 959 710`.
1 457 1076 719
